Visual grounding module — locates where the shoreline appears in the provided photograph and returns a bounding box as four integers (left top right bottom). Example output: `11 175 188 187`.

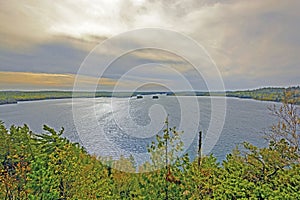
0 94 290 106
1 87 299 105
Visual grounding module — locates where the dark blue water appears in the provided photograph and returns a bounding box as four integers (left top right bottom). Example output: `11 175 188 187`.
0 96 279 164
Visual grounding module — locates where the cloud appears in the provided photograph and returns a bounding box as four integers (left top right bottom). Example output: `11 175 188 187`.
0 71 177 91
0 71 118 90
130 49 195 74
184 0 300 81
0 2 50 49
0 0 228 48
0 0 299 90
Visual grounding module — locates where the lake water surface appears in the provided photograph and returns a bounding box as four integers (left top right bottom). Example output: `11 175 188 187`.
0 96 279 164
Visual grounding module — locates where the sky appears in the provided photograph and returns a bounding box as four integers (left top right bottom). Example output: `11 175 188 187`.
0 0 299 91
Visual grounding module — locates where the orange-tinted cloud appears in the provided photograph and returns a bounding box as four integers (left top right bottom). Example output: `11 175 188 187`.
0 71 117 90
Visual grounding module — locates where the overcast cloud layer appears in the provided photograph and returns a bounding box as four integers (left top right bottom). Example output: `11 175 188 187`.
0 0 299 90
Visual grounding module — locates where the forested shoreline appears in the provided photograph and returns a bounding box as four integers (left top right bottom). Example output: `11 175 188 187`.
0 92 299 199
0 91 167 105
0 86 299 105
226 86 300 104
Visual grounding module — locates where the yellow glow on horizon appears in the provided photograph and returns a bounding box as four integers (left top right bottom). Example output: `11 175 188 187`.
0 71 117 88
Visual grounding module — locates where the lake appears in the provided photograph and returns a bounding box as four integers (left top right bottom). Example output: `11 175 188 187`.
0 96 279 165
